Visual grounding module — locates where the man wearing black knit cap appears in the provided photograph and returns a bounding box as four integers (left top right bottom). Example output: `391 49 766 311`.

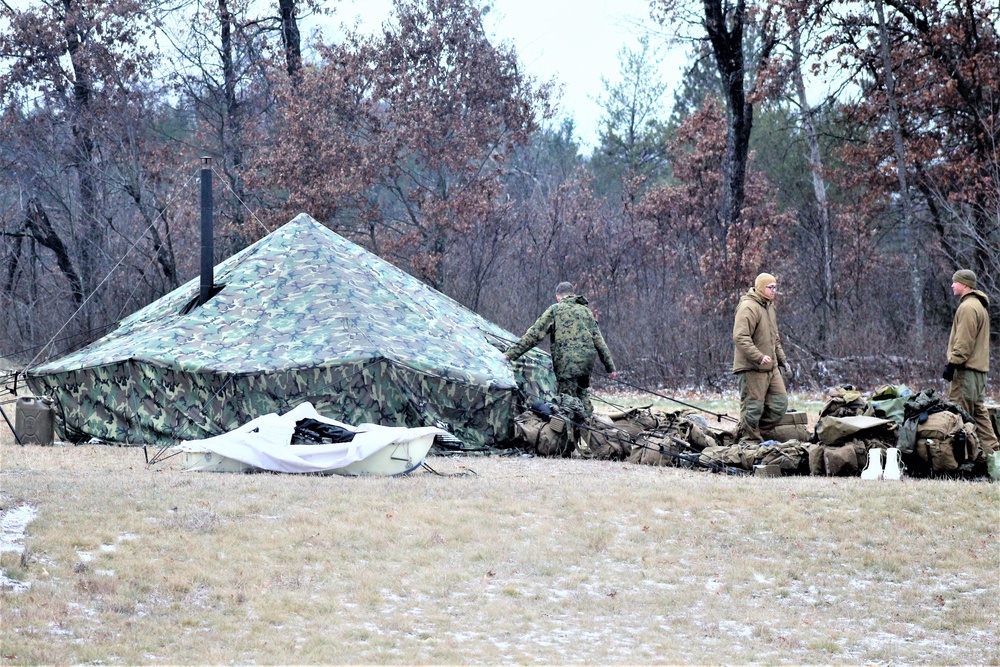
945 269 998 454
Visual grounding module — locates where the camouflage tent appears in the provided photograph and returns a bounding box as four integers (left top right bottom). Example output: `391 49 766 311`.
26 214 554 448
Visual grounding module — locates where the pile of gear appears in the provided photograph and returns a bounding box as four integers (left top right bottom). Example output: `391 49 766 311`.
506 385 1000 480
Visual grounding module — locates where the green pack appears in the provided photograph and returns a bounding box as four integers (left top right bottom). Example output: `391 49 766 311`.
868 384 911 424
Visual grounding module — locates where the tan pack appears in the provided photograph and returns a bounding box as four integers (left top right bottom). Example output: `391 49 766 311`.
761 410 810 443
514 410 576 457
914 410 964 472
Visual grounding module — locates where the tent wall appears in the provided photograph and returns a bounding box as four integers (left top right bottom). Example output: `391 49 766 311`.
27 355 555 448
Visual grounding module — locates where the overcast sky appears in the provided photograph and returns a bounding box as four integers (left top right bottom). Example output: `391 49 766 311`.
308 0 687 153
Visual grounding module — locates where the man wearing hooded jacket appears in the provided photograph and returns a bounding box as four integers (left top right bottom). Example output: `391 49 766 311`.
945 269 998 454
505 281 616 415
732 272 789 443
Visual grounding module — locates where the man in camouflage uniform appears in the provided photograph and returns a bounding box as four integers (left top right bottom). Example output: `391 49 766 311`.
505 282 616 414
732 272 789 443
944 269 998 454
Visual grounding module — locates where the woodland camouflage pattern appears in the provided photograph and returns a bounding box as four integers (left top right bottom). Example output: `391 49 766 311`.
505 295 616 379
27 214 554 447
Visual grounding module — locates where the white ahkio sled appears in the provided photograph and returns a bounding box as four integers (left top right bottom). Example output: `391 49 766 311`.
168 402 443 476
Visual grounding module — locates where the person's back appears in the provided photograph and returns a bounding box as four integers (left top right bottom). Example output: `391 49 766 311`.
548 295 606 379
505 282 616 414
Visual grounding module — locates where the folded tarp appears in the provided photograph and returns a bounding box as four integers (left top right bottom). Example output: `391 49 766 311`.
174 402 447 473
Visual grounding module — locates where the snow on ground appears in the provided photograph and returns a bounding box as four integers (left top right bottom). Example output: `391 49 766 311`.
1 501 37 591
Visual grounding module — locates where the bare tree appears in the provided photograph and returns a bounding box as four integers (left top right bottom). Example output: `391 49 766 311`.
874 0 923 347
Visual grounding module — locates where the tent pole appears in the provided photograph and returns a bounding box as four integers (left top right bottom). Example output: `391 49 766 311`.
0 400 24 446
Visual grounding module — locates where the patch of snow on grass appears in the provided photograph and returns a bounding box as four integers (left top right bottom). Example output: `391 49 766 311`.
1 502 37 591
1 502 37 552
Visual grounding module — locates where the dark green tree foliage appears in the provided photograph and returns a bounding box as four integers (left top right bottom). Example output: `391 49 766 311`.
589 36 672 202
667 41 725 130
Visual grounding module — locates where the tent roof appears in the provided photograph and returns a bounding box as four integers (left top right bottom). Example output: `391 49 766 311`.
32 214 522 386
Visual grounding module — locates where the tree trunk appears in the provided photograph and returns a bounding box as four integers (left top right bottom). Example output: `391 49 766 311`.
63 0 98 324
791 28 834 338
220 0 237 120
703 0 750 263
25 199 85 307
278 0 301 79
875 0 923 347
218 0 246 244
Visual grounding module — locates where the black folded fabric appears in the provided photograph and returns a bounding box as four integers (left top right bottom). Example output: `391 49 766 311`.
292 418 356 444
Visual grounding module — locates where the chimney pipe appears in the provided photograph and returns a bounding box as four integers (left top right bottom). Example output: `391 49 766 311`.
199 156 214 306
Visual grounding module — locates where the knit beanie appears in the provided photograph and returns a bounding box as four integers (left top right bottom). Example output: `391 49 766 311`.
952 269 977 289
754 273 777 298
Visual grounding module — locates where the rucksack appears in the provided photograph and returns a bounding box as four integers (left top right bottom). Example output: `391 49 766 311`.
513 409 577 457
628 433 682 467
896 389 971 456
914 411 979 473
578 414 631 460
818 387 867 419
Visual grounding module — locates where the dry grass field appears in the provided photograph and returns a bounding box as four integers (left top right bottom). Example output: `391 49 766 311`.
2 414 998 665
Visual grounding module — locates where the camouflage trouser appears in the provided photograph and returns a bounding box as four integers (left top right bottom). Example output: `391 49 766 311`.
947 368 999 454
736 368 788 443
556 376 593 416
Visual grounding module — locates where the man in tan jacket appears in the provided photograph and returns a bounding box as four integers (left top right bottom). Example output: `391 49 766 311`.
732 272 789 443
945 269 997 454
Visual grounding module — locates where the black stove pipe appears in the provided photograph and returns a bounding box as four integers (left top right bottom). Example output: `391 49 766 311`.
199 156 214 306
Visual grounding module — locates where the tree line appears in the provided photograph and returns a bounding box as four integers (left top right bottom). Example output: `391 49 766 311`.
1 0 997 392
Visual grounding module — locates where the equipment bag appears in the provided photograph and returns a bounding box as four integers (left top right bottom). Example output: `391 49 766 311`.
761 410 810 443
514 410 546 448
628 434 678 467
581 414 631 460
822 441 866 476
914 410 964 472
535 416 576 458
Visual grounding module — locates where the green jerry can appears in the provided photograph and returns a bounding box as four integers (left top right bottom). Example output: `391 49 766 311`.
15 396 55 446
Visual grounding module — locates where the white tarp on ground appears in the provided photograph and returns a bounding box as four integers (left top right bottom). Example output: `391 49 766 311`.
174 402 447 474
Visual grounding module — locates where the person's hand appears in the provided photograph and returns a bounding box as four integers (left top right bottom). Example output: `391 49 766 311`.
942 362 955 381
760 355 773 367
609 371 617 379
781 361 793 376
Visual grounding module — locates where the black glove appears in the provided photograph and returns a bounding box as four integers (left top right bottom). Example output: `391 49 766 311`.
942 363 955 381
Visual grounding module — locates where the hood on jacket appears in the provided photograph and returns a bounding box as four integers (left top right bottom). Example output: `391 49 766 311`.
740 289 770 308
964 290 991 308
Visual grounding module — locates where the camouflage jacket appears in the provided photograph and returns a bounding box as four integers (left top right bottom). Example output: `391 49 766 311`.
948 290 990 372
732 289 787 373
506 295 616 380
